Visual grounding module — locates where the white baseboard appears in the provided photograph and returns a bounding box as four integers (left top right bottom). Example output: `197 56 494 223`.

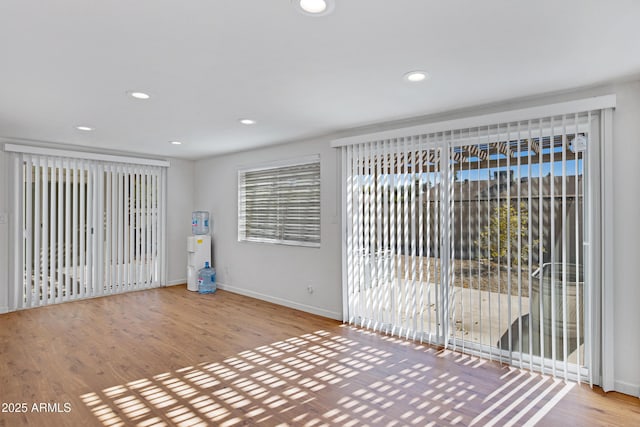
216 282 342 321
614 380 640 398
166 279 187 287
0 306 8 314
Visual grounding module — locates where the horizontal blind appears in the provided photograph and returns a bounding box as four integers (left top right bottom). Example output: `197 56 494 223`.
238 156 321 247
10 152 167 310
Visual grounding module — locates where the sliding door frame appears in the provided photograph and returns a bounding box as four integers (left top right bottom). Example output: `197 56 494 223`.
335 95 615 386
5 144 169 311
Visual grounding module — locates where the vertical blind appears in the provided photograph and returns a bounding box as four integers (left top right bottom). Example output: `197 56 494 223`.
9 149 167 309
238 156 321 247
335 105 611 384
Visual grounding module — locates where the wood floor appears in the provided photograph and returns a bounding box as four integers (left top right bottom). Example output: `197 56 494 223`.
0 286 638 427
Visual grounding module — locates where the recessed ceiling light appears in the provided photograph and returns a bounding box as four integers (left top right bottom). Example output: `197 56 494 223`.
75 126 94 131
127 91 151 100
293 0 335 16
403 71 430 83
170 141 183 145
239 119 256 125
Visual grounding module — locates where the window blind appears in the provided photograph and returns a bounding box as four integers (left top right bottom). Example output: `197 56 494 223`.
238 156 321 247
7 147 167 310
334 98 615 385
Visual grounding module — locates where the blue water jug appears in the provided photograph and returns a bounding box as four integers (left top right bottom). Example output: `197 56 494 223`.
192 211 210 235
197 262 216 294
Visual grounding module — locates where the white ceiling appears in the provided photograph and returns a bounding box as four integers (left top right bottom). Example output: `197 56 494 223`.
1 1 639 160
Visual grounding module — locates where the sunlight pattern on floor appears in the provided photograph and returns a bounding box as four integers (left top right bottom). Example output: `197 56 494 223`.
81 327 573 426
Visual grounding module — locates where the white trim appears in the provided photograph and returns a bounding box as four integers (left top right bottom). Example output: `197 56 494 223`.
3 143 170 167
237 170 243 244
584 112 602 388
331 95 617 148
216 282 342 320
613 380 640 398
340 148 349 322
161 168 168 286
600 108 615 392
10 154 22 311
166 279 187 287
0 306 9 314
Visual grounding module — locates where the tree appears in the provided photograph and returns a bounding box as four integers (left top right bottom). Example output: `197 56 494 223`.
478 202 533 266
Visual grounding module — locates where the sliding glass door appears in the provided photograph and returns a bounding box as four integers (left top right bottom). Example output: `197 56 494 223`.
340 112 601 382
10 153 167 309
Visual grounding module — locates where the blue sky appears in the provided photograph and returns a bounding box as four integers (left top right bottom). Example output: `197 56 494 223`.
455 159 583 182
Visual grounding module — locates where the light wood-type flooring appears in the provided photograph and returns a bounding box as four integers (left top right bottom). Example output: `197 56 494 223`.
0 286 638 426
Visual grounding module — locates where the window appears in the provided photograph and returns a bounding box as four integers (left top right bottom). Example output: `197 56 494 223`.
238 155 320 247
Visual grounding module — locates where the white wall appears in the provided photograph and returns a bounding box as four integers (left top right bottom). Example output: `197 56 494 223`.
166 158 195 285
0 142 195 311
606 80 640 397
194 138 342 320
0 150 9 313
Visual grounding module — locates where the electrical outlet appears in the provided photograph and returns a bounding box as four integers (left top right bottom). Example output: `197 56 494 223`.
0 212 7 224
307 284 314 294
